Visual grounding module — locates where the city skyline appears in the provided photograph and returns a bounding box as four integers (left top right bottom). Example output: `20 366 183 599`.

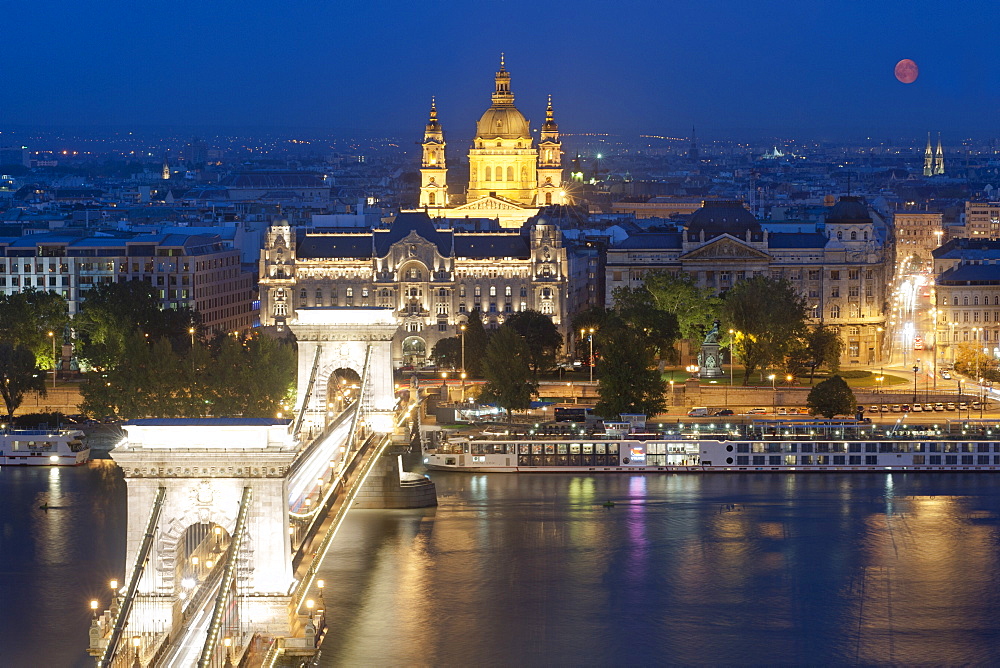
3 1 999 139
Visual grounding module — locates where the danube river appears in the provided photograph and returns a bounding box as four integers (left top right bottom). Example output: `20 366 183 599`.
6 458 1000 665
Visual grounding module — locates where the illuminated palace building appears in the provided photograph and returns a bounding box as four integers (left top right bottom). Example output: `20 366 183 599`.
410 56 568 228
258 213 569 366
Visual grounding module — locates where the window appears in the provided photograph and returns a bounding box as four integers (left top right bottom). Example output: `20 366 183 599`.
808 270 820 280
830 270 840 280
485 167 491 181
505 285 512 297
299 288 307 301
507 166 514 181
475 286 481 297
489 286 496 297
830 305 841 318
831 286 840 298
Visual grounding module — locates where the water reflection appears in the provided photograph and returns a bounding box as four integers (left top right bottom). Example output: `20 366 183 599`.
318 473 1000 666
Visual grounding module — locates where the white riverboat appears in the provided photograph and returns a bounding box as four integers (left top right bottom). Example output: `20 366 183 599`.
423 418 1000 473
0 429 90 466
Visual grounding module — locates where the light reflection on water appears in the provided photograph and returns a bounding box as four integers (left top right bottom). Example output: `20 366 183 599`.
316 473 1000 666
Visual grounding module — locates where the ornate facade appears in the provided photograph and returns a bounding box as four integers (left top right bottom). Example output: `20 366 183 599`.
411 57 567 228
605 198 892 366
259 212 569 366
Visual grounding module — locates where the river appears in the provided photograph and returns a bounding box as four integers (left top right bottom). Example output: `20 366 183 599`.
5 456 1000 666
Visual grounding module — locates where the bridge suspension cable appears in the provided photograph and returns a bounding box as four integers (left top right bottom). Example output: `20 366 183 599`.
292 345 323 437
199 486 253 667
97 486 166 668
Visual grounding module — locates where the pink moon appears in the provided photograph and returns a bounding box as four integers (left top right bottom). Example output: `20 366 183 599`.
895 59 918 84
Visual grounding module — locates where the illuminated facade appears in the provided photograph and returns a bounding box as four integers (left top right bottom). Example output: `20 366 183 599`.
412 57 567 228
606 198 891 365
258 212 569 366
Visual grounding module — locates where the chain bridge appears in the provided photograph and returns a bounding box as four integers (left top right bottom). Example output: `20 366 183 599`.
87 308 436 667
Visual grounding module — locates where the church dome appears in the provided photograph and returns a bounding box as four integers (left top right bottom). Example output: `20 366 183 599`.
477 106 531 140
825 196 872 224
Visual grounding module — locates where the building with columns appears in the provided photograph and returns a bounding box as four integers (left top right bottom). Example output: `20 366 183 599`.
258 212 569 366
412 57 568 228
605 198 892 366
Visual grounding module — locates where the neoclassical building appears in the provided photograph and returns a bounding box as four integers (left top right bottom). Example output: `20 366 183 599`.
605 198 892 366
258 212 569 366
411 57 568 228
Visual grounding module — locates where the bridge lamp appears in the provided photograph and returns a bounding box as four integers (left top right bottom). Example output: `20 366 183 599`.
90 599 99 617
224 637 232 648
317 579 325 591
181 577 195 589
109 579 118 591
276 412 283 419
205 560 214 569
288 527 295 535
132 636 141 648
306 599 315 615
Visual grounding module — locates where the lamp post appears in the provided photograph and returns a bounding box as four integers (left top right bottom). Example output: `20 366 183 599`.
48 331 56 389
582 327 595 383
768 373 776 414
669 379 675 408
875 375 884 394
912 364 919 404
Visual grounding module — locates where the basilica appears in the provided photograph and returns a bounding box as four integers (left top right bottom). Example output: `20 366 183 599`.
412 56 569 228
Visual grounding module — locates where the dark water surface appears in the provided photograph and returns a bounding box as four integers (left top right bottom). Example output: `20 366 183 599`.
316 472 1000 666
5 462 1000 666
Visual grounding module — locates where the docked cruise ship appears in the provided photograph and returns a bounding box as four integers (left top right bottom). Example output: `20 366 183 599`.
0 429 90 466
423 419 1000 473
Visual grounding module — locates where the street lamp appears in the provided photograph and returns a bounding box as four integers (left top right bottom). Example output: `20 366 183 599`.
768 373 776 414
912 364 919 404
47 331 56 389
582 327 595 383
669 379 675 407
875 375 884 394
188 326 196 347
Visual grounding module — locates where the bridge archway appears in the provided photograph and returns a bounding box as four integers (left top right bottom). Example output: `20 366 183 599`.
289 308 399 435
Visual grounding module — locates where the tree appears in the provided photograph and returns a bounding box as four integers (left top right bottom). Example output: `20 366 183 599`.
0 344 47 419
802 325 844 383
505 309 563 375
73 280 197 371
954 342 1000 383
431 336 462 370
643 270 723 343
479 326 537 418
721 276 808 385
462 308 490 377
806 375 857 418
595 317 667 418
610 286 681 366
0 290 69 370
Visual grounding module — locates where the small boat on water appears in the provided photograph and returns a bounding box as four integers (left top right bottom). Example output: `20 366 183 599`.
0 429 90 466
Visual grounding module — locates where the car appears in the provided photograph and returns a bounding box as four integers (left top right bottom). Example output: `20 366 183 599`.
946 402 956 410
902 404 911 412
399 364 415 372
713 409 734 416
746 407 768 415
934 402 945 411
912 403 923 412
881 404 890 413
869 404 880 413
777 408 788 415
959 401 969 410
923 403 934 412
972 401 982 410
890 404 902 412
941 370 952 380
687 407 710 417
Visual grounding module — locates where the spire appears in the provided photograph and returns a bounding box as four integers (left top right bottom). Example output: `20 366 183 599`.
935 132 945 175
924 132 934 177
542 94 558 133
425 97 440 133
492 53 514 106
688 125 700 162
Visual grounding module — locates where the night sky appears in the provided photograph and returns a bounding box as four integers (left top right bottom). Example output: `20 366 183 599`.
4 0 998 139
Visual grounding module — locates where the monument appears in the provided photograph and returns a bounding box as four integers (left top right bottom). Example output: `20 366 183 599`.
697 320 724 378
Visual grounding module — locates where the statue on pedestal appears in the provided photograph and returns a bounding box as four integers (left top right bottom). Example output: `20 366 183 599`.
699 320 724 378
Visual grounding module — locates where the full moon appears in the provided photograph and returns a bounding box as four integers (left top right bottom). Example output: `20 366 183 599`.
894 59 919 84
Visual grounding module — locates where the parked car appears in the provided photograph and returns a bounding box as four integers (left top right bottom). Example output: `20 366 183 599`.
869 405 880 413
746 407 768 415
972 401 982 410
912 403 923 412
881 404 890 413
777 408 788 415
687 407 710 417
713 409 734 416
946 402 956 410
902 404 911 412
890 404 902 412
923 403 934 412
934 402 945 411
959 401 969 411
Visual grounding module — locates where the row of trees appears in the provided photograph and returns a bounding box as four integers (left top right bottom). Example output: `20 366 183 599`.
0 281 296 419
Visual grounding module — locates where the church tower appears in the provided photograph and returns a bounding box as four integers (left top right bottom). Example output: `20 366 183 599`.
536 95 566 206
923 132 934 177
688 126 700 162
466 55 538 205
934 132 945 175
161 155 170 180
419 98 448 208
